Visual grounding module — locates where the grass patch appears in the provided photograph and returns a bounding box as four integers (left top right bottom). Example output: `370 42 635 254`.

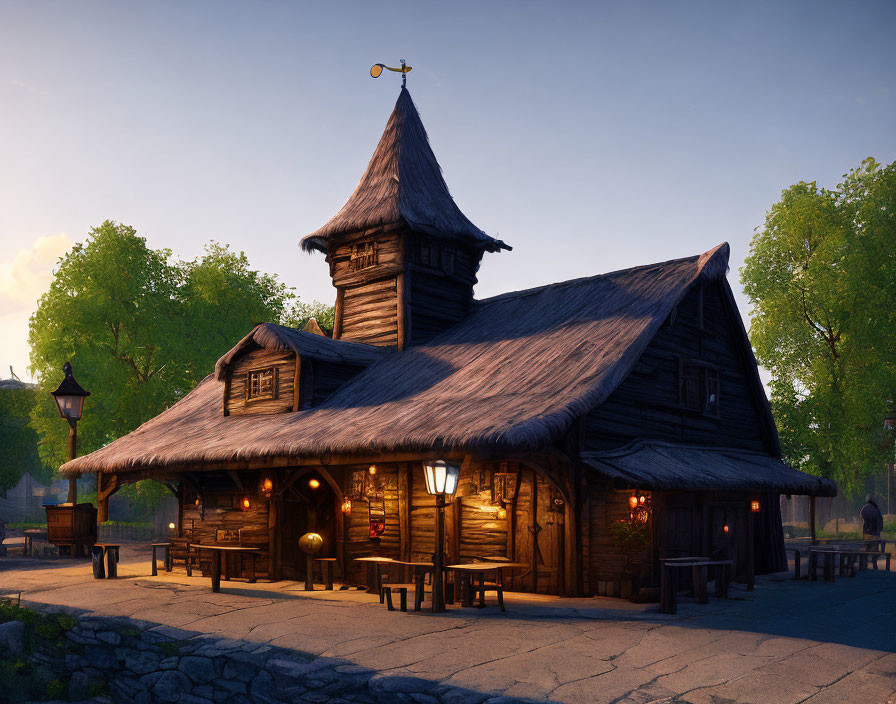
5 522 47 532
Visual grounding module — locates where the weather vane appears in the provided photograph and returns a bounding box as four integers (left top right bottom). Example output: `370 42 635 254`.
370 59 412 87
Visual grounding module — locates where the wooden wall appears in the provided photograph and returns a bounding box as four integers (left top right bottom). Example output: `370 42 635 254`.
179 475 271 579
585 282 771 453
326 225 485 349
339 278 399 347
587 485 652 596
343 465 402 582
225 348 295 416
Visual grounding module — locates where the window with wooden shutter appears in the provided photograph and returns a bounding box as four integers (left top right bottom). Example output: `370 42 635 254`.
348 241 378 272
246 367 278 401
679 360 720 416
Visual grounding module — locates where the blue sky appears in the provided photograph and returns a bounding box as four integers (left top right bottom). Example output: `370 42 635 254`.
1 1 894 381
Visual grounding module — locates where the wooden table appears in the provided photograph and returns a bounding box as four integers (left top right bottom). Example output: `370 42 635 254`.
353 557 398 598
446 562 529 608
151 543 171 576
198 546 261 592
23 529 48 557
92 543 121 579
381 560 435 612
660 558 733 614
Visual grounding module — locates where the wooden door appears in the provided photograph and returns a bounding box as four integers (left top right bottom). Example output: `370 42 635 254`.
533 474 565 594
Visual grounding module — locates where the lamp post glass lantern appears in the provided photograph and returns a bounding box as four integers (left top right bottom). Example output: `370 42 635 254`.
50 362 90 503
423 460 459 612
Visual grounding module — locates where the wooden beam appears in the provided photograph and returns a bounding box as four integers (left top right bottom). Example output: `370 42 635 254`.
292 355 302 412
809 495 817 545
97 473 121 523
333 287 345 339
396 272 406 350
227 470 244 491
398 463 411 567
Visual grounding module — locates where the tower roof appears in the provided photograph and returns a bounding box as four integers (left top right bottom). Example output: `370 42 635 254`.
302 87 510 254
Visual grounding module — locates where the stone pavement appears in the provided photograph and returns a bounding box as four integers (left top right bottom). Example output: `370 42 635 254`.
0 544 894 704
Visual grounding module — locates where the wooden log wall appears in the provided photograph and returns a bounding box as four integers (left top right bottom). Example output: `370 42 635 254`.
343 465 401 582
179 474 271 579
585 282 771 453
587 485 652 597
339 278 399 348
225 348 296 416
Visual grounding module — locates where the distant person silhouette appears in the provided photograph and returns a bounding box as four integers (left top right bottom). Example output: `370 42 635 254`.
860 494 883 552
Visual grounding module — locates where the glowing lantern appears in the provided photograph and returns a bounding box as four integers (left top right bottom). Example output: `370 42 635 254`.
497 507 507 520
723 524 729 533
628 495 639 510
261 477 273 498
638 495 646 505
368 465 377 476
750 500 760 513
309 478 321 490
241 497 251 510
167 522 176 531
341 498 352 515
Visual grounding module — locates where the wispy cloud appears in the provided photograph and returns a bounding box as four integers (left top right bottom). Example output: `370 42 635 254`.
0 233 72 315
6 77 50 97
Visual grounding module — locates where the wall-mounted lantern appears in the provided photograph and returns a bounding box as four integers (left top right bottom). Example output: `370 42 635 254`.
341 498 352 516
308 478 321 490
750 500 761 513
241 497 251 511
261 477 274 498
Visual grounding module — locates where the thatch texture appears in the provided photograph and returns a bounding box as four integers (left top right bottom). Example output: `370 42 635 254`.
302 87 509 254
582 440 836 496
214 323 386 380
63 244 737 475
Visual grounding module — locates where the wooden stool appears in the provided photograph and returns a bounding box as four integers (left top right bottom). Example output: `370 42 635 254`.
382 583 424 612
315 558 337 590
151 543 170 576
92 544 120 579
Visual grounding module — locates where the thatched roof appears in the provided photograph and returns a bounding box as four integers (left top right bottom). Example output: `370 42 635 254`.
301 87 509 255
582 440 836 497
214 323 386 380
63 243 748 475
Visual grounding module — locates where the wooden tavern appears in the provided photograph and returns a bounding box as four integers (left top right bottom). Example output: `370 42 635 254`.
61 86 835 597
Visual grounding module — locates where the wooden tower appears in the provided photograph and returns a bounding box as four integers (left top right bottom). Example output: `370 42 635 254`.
302 87 510 348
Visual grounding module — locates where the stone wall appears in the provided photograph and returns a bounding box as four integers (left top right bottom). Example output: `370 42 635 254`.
13 608 526 704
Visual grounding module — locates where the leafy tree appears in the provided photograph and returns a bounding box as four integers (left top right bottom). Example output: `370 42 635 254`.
28 221 308 510
282 299 336 333
741 158 896 496
0 381 46 493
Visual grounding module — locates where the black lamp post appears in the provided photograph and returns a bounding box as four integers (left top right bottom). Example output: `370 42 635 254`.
50 362 90 504
423 460 460 612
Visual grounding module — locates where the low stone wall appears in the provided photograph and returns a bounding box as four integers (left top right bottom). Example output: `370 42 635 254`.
17 608 525 704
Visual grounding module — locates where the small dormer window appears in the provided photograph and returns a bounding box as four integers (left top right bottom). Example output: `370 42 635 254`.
246 367 277 401
348 241 378 272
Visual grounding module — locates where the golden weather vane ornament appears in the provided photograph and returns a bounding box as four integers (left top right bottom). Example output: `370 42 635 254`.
370 59 412 87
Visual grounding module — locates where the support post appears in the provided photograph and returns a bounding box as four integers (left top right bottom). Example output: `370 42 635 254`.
432 494 446 613
809 495 817 545
67 419 78 503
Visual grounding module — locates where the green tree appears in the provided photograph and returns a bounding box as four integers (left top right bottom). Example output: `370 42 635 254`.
741 158 896 496
0 381 46 493
28 221 300 510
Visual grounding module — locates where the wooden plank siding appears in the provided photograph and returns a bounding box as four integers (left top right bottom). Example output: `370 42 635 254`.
343 465 401 583
339 278 399 347
225 348 296 416
585 282 770 453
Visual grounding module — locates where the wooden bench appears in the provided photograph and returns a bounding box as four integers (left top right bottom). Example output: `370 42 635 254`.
801 547 891 582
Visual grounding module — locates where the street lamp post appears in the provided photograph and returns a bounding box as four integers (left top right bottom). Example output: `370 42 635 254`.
423 460 459 613
50 362 90 504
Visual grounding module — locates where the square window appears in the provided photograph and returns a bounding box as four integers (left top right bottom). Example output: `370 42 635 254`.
348 241 378 272
247 368 276 401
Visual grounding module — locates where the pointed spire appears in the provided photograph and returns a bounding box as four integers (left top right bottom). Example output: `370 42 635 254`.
302 88 509 254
